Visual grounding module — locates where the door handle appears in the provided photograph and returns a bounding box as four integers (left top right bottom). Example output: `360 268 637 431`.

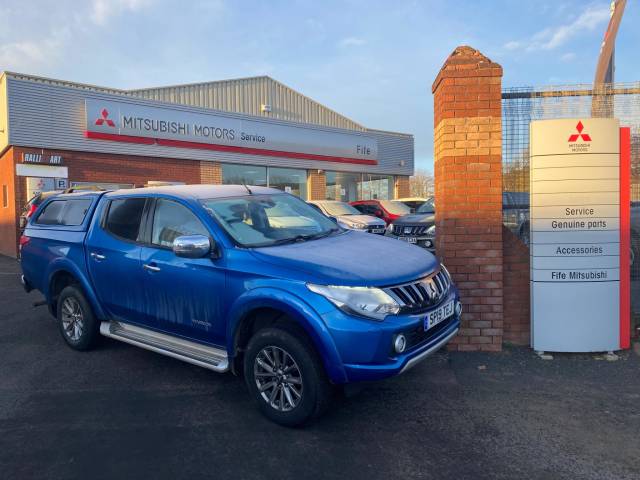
90 252 106 261
143 264 161 272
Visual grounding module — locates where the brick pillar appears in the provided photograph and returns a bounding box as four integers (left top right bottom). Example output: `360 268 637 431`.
432 46 504 351
200 161 222 184
307 170 326 200
503 227 530 345
394 176 410 199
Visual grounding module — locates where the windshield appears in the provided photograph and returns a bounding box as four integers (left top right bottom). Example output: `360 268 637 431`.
320 202 361 216
379 200 411 215
201 194 340 248
417 198 435 214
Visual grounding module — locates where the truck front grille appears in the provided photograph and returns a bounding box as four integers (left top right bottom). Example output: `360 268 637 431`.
392 225 431 236
384 269 450 313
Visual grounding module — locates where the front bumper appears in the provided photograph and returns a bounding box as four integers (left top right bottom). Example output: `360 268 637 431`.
319 289 460 383
385 233 435 251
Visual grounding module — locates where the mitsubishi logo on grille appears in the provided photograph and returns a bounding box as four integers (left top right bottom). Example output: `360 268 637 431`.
95 109 116 127
568 121 591 142
424 278 438 300
404 227 412 234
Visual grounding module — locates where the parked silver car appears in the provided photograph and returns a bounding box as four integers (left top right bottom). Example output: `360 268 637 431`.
308 201 386 234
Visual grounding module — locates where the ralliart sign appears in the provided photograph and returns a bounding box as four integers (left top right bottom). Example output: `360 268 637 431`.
530 118 630 352
84 99 378 165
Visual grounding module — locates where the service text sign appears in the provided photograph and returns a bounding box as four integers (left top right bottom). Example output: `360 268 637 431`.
85 99 378 163
530 118 628 352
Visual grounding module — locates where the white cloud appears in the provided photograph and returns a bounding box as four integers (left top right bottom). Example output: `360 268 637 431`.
503 4 610 53
561 52 577 62
503 41 521 51
0 28 70 72
339 36 366 47
90 0 154 26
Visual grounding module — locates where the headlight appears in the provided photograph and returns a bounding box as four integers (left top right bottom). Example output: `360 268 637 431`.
351 223 367 230
426 225 436 235
386 223 394 233
307 284 400 321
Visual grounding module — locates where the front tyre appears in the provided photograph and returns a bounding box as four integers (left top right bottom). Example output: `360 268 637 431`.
244 327 332 427
57 285 100 351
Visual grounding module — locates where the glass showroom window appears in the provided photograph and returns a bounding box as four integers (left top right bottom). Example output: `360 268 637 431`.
325 171 361 202
359 174 394 200
267 167 308 200
222 164 267 187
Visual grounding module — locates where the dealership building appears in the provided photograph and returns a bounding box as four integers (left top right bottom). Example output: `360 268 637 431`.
0 72 414 256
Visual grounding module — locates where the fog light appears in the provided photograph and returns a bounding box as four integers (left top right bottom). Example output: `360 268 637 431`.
424 239 432 247
394 334 407 353
455 301 463 317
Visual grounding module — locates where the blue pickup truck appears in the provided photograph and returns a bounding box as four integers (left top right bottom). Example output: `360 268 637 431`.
19 185 461 426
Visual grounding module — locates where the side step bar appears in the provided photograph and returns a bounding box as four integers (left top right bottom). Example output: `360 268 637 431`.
100 321 229 372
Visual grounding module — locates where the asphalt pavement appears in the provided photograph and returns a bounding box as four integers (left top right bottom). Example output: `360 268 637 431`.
1 255 639 480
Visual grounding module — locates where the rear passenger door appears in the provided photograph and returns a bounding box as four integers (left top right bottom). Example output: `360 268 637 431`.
86 197 149 323
139 198 226 346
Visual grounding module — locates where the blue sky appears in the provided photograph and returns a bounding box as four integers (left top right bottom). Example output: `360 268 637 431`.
1 0 638 172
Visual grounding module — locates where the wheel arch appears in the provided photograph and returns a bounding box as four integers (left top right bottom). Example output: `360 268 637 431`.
46 261 106 320
226 288 347 384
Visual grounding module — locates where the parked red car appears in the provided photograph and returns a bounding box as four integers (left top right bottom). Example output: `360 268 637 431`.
350 200 411 225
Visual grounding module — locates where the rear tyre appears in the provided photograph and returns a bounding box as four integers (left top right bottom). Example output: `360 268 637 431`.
57 285 100 351
244 327 332 427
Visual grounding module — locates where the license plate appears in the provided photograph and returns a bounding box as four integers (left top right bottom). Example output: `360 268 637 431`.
424 300 454 330
402 237 417 244
371 228 384 234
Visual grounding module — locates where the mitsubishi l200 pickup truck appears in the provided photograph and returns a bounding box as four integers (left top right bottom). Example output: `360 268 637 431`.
19 185 461 426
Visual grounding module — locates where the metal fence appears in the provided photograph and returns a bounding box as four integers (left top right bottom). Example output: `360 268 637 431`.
502 82 640 331
502 82 640 197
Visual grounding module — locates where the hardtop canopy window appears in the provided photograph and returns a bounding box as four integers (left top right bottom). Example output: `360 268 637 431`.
35 199 92 226
202 194 338 248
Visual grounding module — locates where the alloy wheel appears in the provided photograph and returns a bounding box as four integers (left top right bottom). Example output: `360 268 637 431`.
254 346 303 412
61 297 84 342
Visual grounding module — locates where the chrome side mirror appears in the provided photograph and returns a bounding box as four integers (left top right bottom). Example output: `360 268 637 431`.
173 235 211 258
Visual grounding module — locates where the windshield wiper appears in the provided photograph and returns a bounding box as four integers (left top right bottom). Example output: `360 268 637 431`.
266 228 339 247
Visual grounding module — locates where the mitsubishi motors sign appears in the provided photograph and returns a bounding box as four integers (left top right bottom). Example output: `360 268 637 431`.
529 118 631 352
85 99 378 165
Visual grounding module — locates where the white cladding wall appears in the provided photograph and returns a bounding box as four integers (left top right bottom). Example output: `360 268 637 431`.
131 76 367 131
6 76 414 175
0 76 8 153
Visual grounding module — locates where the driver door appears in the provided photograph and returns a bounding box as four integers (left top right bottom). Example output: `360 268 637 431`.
139 198 226 346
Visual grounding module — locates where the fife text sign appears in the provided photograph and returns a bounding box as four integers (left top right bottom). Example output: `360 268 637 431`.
530 118 630 352
85 99 378 165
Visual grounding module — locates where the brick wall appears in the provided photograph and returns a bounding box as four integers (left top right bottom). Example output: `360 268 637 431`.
0 147 17 257
307 170 326 200
432 46 504 351
199 161 222 184
2 147 213 257
395 176 410 199
503 227 530 345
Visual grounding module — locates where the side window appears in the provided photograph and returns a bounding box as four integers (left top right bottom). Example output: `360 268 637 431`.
104 198 147 242
151 199 208 248
61 199 92 226
36 200 66 225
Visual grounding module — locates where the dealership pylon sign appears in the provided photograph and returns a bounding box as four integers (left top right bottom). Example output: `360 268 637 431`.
529 118 631 352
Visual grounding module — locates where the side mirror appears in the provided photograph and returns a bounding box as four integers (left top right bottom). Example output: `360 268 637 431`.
173 235 212 259
374 210 383 217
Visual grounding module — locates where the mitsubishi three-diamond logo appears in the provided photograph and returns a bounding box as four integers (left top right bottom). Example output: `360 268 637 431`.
95 109 116 127
568 121 591 142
